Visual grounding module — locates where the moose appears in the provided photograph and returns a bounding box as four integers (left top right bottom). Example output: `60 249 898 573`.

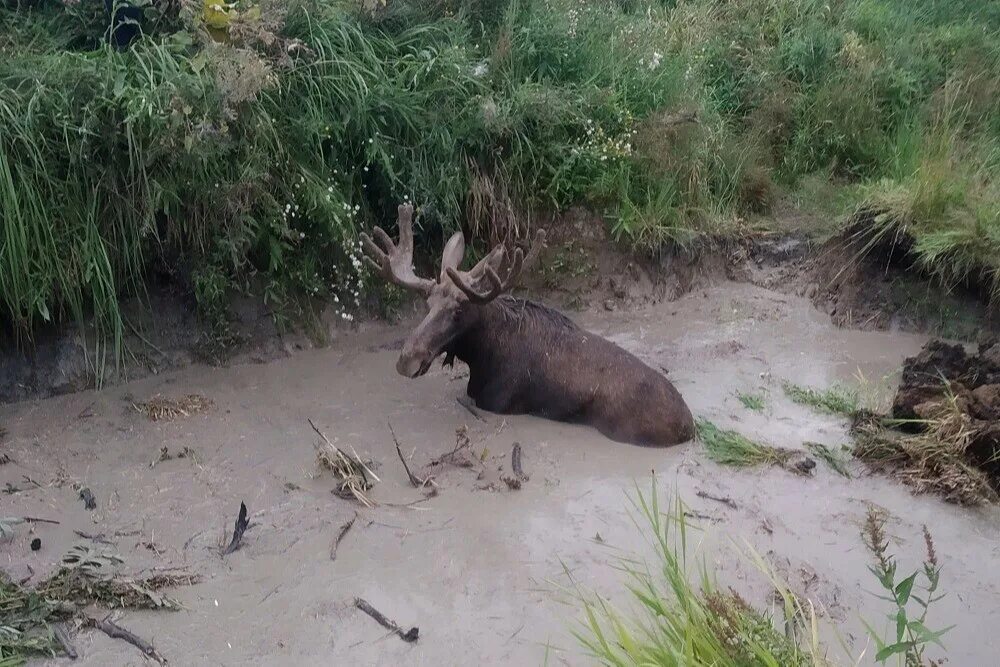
361 204 695 447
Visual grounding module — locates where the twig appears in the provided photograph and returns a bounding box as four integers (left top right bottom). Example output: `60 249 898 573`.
511 443 528 481
53 623 78 660
91 615 164 664
388 421 434 488
354 598 419 642
22 516 60 525
22 475 43 488
74 530 114 545
330 512 359 561
456 397 486 422
222 502 250 556
695 490 739 511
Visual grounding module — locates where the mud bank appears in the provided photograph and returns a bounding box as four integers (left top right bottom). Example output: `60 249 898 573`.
3 281 999 666
4 209 994 406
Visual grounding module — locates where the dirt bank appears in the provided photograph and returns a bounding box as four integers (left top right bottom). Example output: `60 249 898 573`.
3 281 998 666
4 208 994 406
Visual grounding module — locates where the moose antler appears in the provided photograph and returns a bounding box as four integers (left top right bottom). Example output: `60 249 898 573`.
360 204 435 296
446 229 546 304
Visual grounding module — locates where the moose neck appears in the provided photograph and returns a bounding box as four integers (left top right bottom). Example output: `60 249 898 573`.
446 300 510 376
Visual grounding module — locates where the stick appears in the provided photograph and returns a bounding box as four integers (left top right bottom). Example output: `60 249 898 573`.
222 502 249 556
74 530 114 545
22 516 60 525
511 443 527 481
330 512 358 561
354 598 419 643
388 421 434 488
456 397 486 422
92 615 164 664
695 490 739 510
53 623 78 660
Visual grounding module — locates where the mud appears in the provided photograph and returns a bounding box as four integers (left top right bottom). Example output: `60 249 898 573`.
3 281 999 666
892 339 1000 482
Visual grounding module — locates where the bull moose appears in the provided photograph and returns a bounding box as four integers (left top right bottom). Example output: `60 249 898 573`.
361 204 695 446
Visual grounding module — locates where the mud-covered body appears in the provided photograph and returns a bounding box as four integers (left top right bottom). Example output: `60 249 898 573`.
445 296 694 446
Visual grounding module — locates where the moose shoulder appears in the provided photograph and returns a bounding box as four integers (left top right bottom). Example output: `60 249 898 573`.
362 204 695 447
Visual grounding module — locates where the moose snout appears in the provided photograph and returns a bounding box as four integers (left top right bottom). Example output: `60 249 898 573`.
396 346 431 378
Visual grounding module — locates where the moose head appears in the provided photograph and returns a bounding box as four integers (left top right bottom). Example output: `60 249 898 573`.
361 204 544 378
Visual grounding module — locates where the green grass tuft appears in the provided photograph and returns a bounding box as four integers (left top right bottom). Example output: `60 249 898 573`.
736 391 766 412
571 482 820 666
804 441 853 478
696 418 783 467
783 382 860 416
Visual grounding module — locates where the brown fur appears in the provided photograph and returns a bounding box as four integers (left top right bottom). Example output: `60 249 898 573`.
445 296 695 446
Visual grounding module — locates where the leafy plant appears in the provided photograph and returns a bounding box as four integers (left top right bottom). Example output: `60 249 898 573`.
861 507 952 665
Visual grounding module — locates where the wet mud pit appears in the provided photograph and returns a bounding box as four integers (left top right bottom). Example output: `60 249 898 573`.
3 282 999 666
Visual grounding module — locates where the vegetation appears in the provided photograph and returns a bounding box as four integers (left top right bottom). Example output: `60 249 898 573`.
572 484 821 666
804 441 852 477
861 506 952 665
0 544 195 664
853 407 999 506
1 0 998 354
736 391 766 412
696 418 785 467
571 484 953 666
783 382 860 417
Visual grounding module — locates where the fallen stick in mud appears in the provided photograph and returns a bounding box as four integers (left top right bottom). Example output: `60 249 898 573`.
695 490 739 510
354 598 419 643
74 529 114 545
22 516 60 525
330 512 358 561
91 615 165 664
52 623 78 660
510 443 528 481
456 397 486 422
388 421 436 489
222 502 250 556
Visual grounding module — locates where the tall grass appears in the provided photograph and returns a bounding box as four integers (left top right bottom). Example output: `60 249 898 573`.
2 0 1000 353
570 483 954 666
572 483 820 666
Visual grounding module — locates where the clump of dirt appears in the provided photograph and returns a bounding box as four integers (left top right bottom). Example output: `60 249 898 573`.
853 339 1000 505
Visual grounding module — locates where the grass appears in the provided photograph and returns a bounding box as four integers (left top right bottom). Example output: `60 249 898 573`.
696 419 785 468
736 391 766 412
852 407 998 506
804 442 853 478
2 0 1000 357
571 483 821 666
782 382 860 417
570 482 954 666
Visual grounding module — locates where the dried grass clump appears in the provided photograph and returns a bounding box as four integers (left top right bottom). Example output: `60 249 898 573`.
309 420 378 507
36 545 199 611
853 403 998 505
133 394 213 422
1 546 198 663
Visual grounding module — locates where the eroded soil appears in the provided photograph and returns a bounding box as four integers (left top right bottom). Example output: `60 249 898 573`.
2 282 999 666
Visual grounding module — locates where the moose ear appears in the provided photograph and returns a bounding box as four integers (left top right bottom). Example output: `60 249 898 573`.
440 232 466 281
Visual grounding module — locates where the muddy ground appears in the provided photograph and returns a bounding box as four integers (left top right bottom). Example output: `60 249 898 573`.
3 277 1000 666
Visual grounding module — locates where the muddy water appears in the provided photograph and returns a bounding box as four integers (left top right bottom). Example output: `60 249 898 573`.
2 282 998 666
